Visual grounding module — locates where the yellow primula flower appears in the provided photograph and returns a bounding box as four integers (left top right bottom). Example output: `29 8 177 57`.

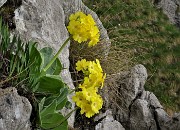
72 91 85 107
73 58 105 118
76 59 89 71
91 95 103 113
69 11 86 21
79 77 90 89
86 14 96 25
67 20 79 35
85 109 96 118
82 87 97 101
90 26 99 37
88 60 102 74
95 59 103 72
79 93 103 117
67 11 100 47
72 33 87 43
87 61 95 73
76 59 105 89
88 35 100 47
88 73 103 89
101 73 106 89
80 102 95 118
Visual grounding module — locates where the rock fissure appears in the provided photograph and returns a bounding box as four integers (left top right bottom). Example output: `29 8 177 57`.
128 91 143 119
0 113 3 119
94 116 106 126
151 106 161 130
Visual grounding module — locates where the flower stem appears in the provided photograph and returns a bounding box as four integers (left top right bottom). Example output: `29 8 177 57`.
43 37 70 72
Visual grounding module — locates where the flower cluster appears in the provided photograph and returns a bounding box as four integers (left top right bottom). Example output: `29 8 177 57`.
67 11 100 47
72 59 106 118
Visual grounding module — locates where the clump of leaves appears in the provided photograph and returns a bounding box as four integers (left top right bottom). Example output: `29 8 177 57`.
0 18 71 129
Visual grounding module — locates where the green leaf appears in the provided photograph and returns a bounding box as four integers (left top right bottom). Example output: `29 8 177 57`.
43 96 57 107
40 100 57 117
65 101 72 109
29 43 42 71
38 97 46 125
40 47 62 75
53 58 62 75
9 55 17 76
53 120 68 130
56 88 68 110
39 97 46 112
40 47 53 70
37 74 65 94
28 43 42 87
43 88 69 111
41 113 67 130
39 98 68 130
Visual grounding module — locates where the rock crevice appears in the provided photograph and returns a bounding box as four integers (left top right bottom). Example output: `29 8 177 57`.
104 64 180 130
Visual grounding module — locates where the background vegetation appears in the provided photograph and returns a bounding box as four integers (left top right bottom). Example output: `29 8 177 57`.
83 0 180 113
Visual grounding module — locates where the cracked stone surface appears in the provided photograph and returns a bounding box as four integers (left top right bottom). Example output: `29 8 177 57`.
0 87 32 130
129 99 157 130
104 64 180 130
14 0 110 127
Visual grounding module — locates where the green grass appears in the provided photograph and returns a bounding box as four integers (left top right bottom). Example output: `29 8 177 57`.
83 0 180 112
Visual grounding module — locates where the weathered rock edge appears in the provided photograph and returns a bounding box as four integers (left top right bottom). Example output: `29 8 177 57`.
0 0 7 7
0 87 32 130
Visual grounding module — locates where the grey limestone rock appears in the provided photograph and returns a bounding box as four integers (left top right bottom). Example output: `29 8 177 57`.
106 64 180 130
95 110 125 130
107 64 148 128
140 91 163 109
129 99 157 130
155 109 180 130
14 0 110 127
0 0 7 7
0 87 32 130
153 0 180 28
